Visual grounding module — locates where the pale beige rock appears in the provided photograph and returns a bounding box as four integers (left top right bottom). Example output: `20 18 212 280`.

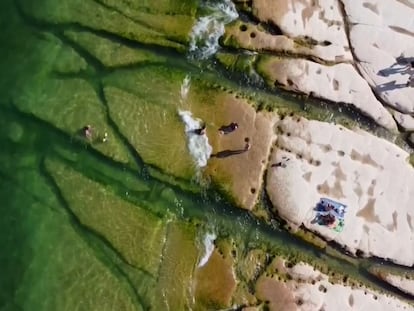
223 21 352 63
251 0 351 60
266 116 414 266
257 57 397 130
384 274 414 296
341 0 414 113
290 266 412 311
392 111 414 131
288 262 323 282
257 261 412 311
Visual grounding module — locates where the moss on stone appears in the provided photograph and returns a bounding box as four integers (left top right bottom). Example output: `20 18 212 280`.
290 227 327 249
153 221 199 310
103 85 195 180
64 30 167 68
46 157 167 275
20 0 187 51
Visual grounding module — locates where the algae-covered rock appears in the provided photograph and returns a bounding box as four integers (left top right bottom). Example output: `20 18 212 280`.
64 30 167 68
52 42 88 74
18 0 190 51
153 221 199 310
104 85 195 179
45 157 167 276
15 75 132 164
0 164 142 311
94 0 196 44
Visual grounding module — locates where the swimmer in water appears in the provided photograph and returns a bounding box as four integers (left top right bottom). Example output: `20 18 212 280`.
193 124 206 135
83 125 93 140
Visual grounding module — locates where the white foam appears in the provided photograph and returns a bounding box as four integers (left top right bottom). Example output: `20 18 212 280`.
180 75 191 101
178 110 212 168
198 232 217 267
189 0 238 59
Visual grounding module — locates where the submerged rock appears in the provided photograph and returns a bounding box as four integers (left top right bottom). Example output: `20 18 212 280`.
46 157 167 275
64 30 167 68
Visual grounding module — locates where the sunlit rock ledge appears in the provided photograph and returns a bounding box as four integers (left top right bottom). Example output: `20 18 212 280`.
254 260 411 311
224 0 414 131
341 0 414 114
266 116 414 266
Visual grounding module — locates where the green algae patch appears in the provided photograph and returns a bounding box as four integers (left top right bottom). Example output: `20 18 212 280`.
153 221 199 310
19 0 187 51
14 75 132 164
64 30 168 68
104 85 195 179
16 206 143 311
45 157 167 276
216 52 258 76
52 42 88 74
94 0 196 44
97 0 198 16
0 160 141 311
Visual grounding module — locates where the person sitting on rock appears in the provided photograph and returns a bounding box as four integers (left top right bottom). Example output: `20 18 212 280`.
219 122 238 135
319 213 336 226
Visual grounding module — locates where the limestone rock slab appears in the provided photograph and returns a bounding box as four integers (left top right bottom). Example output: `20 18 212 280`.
254 257 412 311
392 111 414 131
266 116 414 266
341 0 414 113
251 0 351 60
257 57 397 130
223 20 352 63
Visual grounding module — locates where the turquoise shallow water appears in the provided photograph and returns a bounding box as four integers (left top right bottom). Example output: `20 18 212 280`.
1 0 412 309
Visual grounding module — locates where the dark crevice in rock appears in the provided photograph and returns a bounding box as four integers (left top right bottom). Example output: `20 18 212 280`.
95 81 150 175
39 158 150 310
236 9 284 36
358 263 414 302
336 0 396 121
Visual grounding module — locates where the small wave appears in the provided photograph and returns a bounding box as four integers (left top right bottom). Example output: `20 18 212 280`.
178 110 212 168
198 232 217 267
189 0 238 59
180 75 191 102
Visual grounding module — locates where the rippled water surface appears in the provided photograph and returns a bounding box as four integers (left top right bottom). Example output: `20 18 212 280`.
1 0 411 310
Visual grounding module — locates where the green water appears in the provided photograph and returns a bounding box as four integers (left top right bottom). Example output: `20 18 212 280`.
1 0 412 310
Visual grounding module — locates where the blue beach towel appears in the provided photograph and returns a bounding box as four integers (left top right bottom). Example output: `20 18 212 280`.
313 198 347 232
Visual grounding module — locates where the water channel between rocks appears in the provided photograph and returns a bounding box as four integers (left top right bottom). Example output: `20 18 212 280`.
1 0 413 310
